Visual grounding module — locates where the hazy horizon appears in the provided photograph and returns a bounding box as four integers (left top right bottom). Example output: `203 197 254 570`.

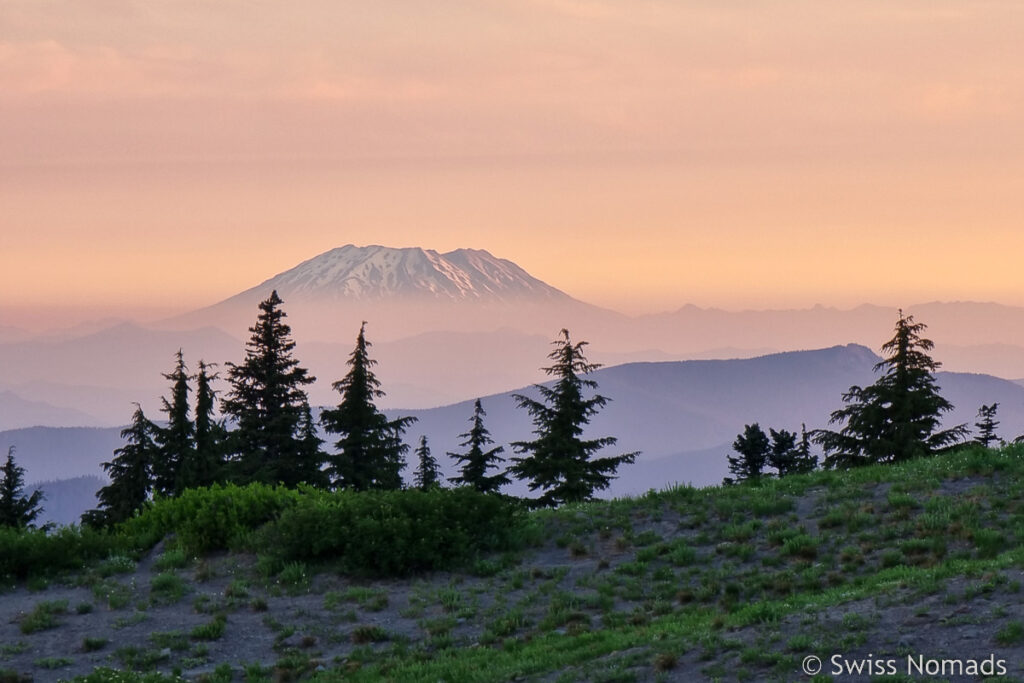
1 280 1018 335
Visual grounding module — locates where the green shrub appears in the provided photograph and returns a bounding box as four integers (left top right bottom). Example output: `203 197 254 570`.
0 526 132 581
121 483 304 555
260 488 524 576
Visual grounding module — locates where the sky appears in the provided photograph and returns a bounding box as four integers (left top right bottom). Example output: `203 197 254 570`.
3 1 1024 328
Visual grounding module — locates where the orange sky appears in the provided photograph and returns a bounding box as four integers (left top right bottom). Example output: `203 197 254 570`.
3 1 1024 327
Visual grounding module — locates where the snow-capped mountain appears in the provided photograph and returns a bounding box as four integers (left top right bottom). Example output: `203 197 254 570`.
162 245 621 343
244 245 572 302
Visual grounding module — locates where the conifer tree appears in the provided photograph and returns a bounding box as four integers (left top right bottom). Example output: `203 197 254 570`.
183 359 227 489
413 436 441 491
321 322 416 490
448 399 509 494
511 329 638 507
974 403 1000 448
83 405 157 527
0 446 44 529
816 311 968 468
765 426 818 476
791 424 819 474
296 402 326 487
153 350 193 496
766 427 798 476
724 423 770 484
221 290 324 487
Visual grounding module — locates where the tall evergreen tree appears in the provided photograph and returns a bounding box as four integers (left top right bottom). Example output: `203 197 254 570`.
765 426 818 476
152 350 193 496
510 329 639 507
183 359 227 489
766 427 798 476
448 399 509 494
791 424 819 474
413 436 441 491
724 423 770 484
321 322 416 490
974 403 1000 448
296 402 325 485
221 290 324 487
0 446 44 529
816 311 968 468
83 405 157 527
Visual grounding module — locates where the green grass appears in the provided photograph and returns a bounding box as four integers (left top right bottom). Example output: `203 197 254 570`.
14 444 1024 683
34 657 73 670
19 599 68 634
152 548 188 572
276 561 309 590
190 615 227 641
83 636 109 652
148 630 190 651
96 555 136 577
149 571 187 604
995 621 1024 646
324 586 389 612
350 625 389 644
93 578 133 609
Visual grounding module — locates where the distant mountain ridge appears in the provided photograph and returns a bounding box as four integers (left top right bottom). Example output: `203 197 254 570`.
0 391 105 431
14 244 1024 428
12 344 1024 524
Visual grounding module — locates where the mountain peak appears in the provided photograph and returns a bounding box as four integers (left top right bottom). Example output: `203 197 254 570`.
248 244 570 303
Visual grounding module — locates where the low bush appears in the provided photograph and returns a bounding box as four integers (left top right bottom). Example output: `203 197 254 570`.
260 487 525 576
3 484 524 582
0 526 132 581
121 483 304 554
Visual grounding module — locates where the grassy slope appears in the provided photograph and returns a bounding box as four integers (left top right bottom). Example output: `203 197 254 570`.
5 445 1024 682
335 445 1024 682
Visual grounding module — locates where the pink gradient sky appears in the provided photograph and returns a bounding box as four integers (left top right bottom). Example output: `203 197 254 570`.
3 1 1024 328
